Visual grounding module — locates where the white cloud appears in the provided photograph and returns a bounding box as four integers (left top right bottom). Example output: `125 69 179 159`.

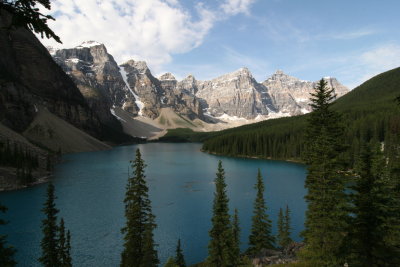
357 44 400 82
315 28 377 41
330 44 400 88
40 0 216 72
220 0 256 15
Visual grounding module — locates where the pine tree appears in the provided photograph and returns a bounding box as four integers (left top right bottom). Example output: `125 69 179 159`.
58 218 66 263
231 208 241 266
283 205 292 247
39 183 61 267
58 218 72 267
64 230 72 267
141 213 158 267
121 149 158 267
348 144 400 266
207 160 233 267
175 239 186 267
299 79 348 266
248 169 274 255
277 208 285 249
0 203 16 267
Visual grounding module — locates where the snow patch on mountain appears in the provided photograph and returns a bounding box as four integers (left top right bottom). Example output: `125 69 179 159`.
119 67 145 116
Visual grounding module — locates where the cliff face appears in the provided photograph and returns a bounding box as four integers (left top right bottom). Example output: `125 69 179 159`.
0 10 128 143
119 60 204 120
196 68 274 119
52 41 138 127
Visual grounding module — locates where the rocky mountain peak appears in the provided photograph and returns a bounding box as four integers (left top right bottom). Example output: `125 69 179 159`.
122 60 150 75
76 40 103 48
236 67 252 77
267 70 298 83
159 72 176 81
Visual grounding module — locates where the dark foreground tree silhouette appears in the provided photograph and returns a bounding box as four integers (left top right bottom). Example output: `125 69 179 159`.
0 203 16 266
0 0 61 42
39 183 61 267
39 183 73 266
348 144 400 266
175 239 186 267
58 218 72 267
299 79 348 266
121 149 158 267
207 160 234 267
248 169 274 255
231 208 241 266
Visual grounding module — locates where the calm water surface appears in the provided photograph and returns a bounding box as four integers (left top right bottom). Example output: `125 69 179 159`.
0 143 307 266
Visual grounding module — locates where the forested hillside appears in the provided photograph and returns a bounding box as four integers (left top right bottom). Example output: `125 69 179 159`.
202 67 400 167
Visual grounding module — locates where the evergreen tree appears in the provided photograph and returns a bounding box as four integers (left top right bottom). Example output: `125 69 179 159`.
39 183 61 267
348 144 400 266
121 149 158 267
64 230 72 267
277 208 285 248
164 257 179 267
283 205 292 247
299 79 348 266
175 239 186 267
231 208 241 266
141 213 158 267
207 160 233 267
248 169 274 255
0 203 16 267
58 218 72 267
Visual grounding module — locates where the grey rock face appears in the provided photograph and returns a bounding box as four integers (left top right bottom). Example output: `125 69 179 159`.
119 61 204 120
262 70 349 115
52 42 138 127
196 68 274 119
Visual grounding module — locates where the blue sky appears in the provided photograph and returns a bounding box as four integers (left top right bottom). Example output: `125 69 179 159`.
41 0 400 88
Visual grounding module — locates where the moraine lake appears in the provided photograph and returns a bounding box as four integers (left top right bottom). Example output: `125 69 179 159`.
0 143 307 266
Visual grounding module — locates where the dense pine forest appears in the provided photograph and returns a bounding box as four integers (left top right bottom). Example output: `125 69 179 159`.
202 67 400 168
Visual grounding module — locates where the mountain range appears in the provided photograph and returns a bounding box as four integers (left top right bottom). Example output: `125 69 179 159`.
49 41 349 138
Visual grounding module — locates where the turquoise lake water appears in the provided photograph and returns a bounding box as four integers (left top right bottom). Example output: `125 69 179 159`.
0 143 307 266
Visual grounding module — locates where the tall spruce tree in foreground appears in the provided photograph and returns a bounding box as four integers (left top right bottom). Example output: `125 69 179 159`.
231 208 241 266
248 169 274 255
349 144 400 266
299 79 348 266
0 203 16 266
39 183 61 267
121 149 158 267
207 161 233 267
175 239 186 267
